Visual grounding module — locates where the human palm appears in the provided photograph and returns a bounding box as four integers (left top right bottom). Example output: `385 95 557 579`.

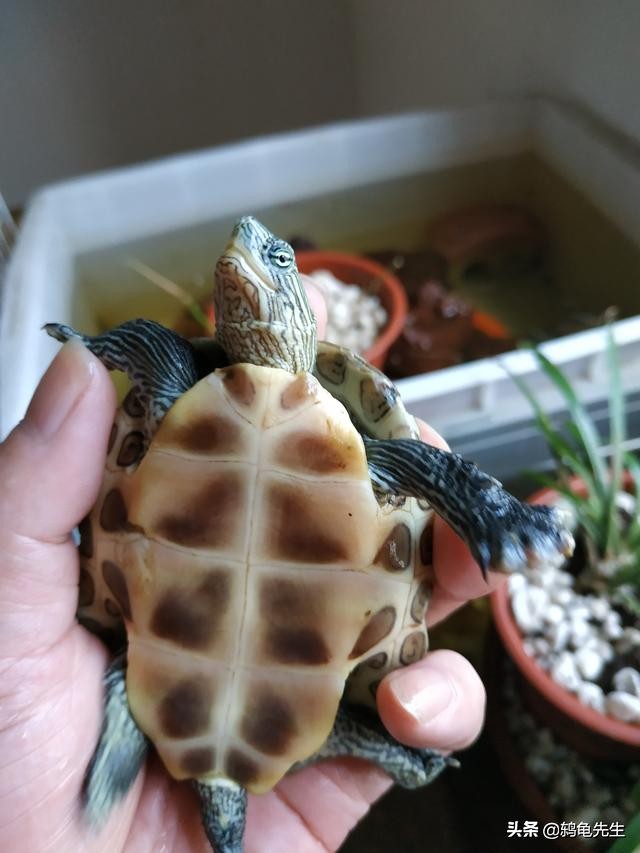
0 341 497 852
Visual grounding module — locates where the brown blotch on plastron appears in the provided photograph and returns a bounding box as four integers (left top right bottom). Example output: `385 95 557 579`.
104 598 120 618
280 374 319 409
419 521 434 567
221 367 256 406
117 431 145 467
363 651 388 670
349 606 396 659
266 483 348 563
360 375 398 423
265 626 330 666
123 389 145 418
400 631 426 666
107 423 117 454
181 746 215 776
150 571 230 649
241 690 297 756
78 516 93 558
225 749 259 787
374 523 412 572
315 352 346 385
78 567 95 607
417 497 430 511
158 678 212 738
277 432 354 475
162 414 241 455
410 580 431 624
154 474 242 549
102 560 132 620
99 489 129 532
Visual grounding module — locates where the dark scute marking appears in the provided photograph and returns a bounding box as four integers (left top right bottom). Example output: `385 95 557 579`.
225 749 259 786
150 571 230 649
360 375 398 423
167 415 239 455
117 430 145 467
242 690 297 756
368 679 382 699
286 434 351 474
265 626 330 665
349 606 396 659
375 523 412 572
78 567 95 607
268 484 348 563
280 374 318 409
102 560 132 620
78 516 93 558
123 389 145 417
420 521 434 567
363 651 388 670
315 352 346 385
410 580 431 623
104 598 120 618
158 678 212 738
107 422 117 454
181 746 215 776
99 489 129 532
155 475 242 548
222 367 256 406
400 631 427 666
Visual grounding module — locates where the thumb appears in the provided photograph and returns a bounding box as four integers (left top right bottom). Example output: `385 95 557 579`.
0 340 116 655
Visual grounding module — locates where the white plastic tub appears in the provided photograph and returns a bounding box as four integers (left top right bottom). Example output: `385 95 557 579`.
3 96 640 451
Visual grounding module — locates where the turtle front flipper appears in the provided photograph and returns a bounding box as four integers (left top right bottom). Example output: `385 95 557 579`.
83 655 148 828
44 319 199 434
293 704 452 788
364 436 574 575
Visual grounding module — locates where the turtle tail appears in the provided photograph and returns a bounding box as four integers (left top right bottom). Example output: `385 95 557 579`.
194 778 247 853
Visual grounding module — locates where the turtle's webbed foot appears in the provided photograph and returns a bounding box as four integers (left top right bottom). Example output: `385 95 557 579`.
83 655 148 829
364 437 574 575
294 704 453 789
461 490 575 575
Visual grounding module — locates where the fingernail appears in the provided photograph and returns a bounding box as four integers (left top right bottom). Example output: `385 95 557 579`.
388 669 455 725
26 340 95 439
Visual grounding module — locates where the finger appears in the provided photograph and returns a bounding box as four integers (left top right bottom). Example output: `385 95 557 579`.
376 649 486 752
301 273 328 338
0 341 116 654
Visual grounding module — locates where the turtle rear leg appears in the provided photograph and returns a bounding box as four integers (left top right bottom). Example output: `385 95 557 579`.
194 778 247 853
364 436 574 575
44 319 199 433
83 654 148 828
294 704 452 787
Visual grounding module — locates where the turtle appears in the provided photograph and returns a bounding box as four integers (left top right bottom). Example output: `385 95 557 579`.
45 216 574 853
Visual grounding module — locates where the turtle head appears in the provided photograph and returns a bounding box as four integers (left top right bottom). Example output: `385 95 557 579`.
214 216 317 372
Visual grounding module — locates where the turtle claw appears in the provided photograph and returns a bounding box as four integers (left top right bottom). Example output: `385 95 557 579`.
471 501 575 576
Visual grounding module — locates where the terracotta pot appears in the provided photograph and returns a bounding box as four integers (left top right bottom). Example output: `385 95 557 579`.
295 250 408 368
490 483 640 760
484 628 591 852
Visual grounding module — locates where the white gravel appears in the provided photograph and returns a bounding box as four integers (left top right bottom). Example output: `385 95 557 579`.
308 269 388 353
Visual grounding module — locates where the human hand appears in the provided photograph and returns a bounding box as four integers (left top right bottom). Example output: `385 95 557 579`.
0 330 496 853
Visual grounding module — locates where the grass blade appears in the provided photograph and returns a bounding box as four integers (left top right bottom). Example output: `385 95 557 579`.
604 324 625 555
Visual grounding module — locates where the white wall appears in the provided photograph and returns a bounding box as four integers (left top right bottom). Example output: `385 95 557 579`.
352 0 640 147
3 1 640 208
0 0 356 207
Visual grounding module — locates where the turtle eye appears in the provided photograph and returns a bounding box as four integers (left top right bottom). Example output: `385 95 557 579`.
268 243 294 270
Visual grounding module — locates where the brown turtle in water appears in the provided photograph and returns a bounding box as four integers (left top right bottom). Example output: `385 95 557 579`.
45 216 573 852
